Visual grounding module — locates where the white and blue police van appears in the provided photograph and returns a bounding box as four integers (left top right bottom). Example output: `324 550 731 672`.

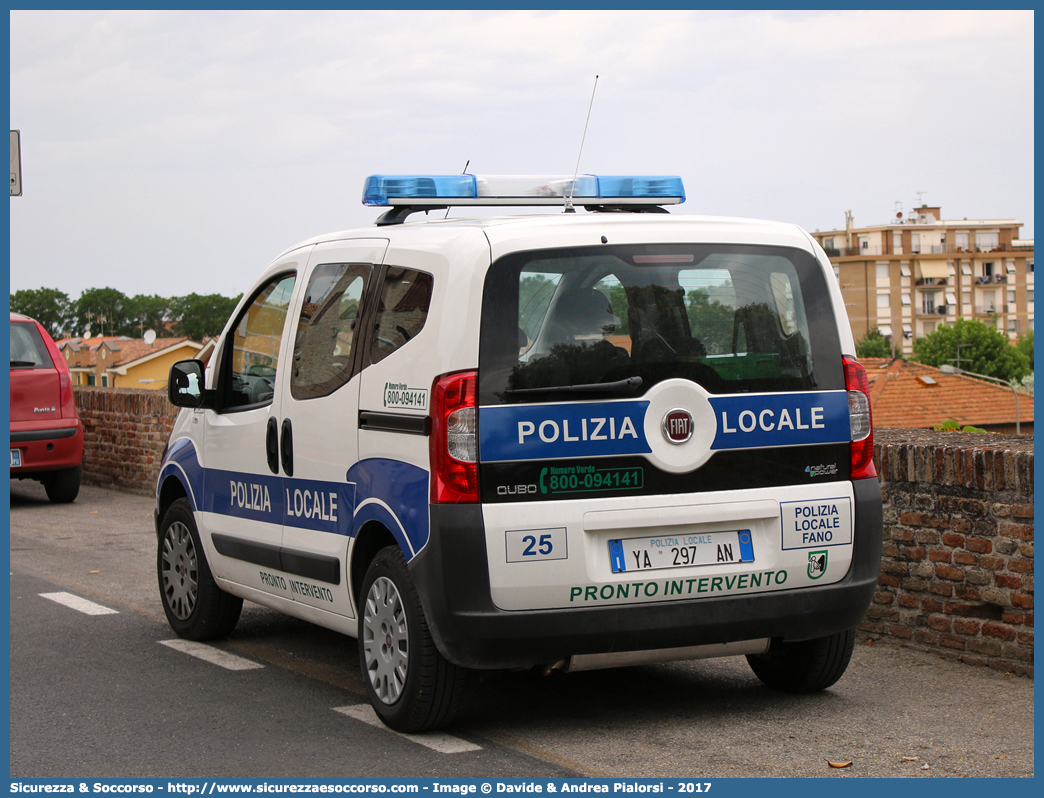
156 173 882 732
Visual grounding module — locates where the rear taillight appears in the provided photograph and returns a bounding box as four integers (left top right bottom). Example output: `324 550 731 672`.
36 320 76 416
59 371 73 415
429 370 479 503
843 356 876 479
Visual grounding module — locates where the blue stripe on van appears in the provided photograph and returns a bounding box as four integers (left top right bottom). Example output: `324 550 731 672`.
158 441 430 558
478 389 851 463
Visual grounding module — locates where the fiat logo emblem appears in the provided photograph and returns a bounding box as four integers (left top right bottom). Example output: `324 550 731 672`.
662 408 693 444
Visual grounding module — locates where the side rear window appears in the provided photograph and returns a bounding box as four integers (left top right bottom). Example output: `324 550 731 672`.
291 263 372 400
370 268 433 365
479 244 842 405
10 322 54 369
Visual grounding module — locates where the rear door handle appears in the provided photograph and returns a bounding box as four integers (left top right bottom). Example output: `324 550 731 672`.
280 418 294 477
266 417 279 474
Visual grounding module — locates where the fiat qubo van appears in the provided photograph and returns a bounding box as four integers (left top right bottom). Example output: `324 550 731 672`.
157 174 882 732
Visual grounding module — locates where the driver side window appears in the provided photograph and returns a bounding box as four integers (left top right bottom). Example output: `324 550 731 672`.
221 273 296 410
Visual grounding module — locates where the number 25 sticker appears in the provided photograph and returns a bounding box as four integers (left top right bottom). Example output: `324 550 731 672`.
505 527 568 563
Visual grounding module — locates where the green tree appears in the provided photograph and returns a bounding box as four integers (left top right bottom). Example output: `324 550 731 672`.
1016 329 1033 364
171 293 242 340
856 328 893 358
125 294 173 337
71 287 131 338
10 288 72 338
912 319 1031 383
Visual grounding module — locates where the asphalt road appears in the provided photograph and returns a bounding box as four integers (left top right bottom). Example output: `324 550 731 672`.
8 480 1034 778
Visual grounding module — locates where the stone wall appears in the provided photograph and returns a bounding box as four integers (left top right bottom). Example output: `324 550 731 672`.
74 387 178 496
867 428 1034 676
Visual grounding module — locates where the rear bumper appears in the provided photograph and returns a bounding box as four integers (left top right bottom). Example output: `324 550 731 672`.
411 478 883 670
10 421 84 475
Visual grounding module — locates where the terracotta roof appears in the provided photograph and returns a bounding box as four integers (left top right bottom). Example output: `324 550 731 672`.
57 335 127 349
861 357 1032 429
59 336 197 368
108 337 194 368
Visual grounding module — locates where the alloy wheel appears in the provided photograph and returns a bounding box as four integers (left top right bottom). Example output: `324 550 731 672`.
161 521 198 620
362 576 409 704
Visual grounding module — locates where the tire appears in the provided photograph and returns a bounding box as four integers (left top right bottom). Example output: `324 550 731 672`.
358 545 467 733
746 629 856 693
157 497 242 640
44 466 81 504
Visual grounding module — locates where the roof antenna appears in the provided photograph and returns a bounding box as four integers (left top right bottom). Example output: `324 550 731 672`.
565 75 599 214
444 160 470 219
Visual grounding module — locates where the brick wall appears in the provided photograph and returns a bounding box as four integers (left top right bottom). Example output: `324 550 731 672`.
868 428 1034 676
74 387 179 496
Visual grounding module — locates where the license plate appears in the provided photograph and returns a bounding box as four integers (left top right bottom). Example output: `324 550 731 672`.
10 449 21 468
610 530 754 573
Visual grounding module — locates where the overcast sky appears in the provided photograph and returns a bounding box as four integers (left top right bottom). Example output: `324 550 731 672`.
9 9 1035 301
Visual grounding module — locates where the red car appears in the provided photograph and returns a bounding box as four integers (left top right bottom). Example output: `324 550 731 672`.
10 312 83 502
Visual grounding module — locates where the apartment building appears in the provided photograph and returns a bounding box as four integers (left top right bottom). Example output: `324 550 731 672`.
811 206 1034 355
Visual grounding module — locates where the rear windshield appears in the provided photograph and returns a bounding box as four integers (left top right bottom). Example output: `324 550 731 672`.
479 244 843 405
10 321 55 369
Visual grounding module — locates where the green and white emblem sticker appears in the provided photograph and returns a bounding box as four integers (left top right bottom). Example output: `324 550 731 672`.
384 382 428 410
807 550 828 580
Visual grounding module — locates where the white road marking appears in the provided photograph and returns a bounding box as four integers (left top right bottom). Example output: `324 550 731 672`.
333 705 482 753
159 639 264 671
39 592 119 616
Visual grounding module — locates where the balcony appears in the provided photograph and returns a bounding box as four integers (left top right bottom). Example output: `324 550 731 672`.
825 241 1023 259
915 277 947 286
918 305 951 317
949 243 1011 254
975 305 1000 315
975 274 1008 284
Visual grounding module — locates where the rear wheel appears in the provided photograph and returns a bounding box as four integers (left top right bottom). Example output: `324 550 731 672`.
746 629 856 692
157 497 242 640
358 546 467 732
43 465 80 504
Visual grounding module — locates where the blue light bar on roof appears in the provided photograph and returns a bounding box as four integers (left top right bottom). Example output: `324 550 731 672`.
361 174 685 207
362 174 477 206
597 176 685 199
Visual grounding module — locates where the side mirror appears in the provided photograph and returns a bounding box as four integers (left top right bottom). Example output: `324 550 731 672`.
169 360 209 408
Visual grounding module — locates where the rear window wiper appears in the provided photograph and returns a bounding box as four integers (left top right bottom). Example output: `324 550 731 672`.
10 360 39 367
506 376 643 395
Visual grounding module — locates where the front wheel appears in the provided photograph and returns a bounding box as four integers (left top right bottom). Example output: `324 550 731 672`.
358 546 467 732
746 629 856 693
157 497 242 640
